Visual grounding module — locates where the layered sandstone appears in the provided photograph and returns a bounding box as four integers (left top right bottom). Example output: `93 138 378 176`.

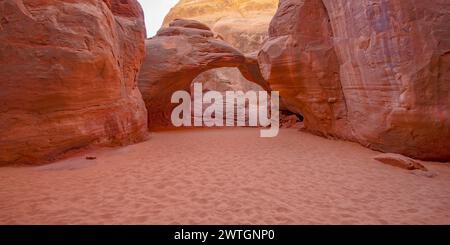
260 0 450 161
162 0 278 101
163 0 278 53
138 19 267 128
0 0 148 165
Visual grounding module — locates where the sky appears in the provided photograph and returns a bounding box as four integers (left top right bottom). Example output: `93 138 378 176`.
137 0 179 37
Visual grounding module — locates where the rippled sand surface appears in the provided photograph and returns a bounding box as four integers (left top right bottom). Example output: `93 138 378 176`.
1 128 449 224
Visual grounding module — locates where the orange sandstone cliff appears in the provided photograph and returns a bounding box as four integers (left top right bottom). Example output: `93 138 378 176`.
259 0 450 161
0 0 148 165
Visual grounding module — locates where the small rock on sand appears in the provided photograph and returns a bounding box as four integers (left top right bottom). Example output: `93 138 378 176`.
374 153 428 171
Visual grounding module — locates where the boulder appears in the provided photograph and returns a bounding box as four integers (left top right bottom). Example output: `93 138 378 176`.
280 115 302 129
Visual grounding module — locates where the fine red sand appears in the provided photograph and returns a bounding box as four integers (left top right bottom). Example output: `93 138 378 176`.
0 128 449 224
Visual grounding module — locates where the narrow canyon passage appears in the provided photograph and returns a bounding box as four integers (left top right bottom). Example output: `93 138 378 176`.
1 128 449 225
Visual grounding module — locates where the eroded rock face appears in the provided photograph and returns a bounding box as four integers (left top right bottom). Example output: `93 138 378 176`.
0 0 148 165
258 0 353 139
260 0 450 161
138 19 267 128
323 0 450 161
163 0 278 53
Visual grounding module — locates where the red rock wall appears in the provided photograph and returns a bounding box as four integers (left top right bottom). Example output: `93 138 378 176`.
261 0 450 161
0 0 148 165
258 0 353 139
323 0 450 161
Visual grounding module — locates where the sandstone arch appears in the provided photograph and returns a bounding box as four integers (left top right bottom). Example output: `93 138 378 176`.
138 19 268 129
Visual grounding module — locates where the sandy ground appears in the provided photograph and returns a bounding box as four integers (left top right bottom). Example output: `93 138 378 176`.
0 128 449 225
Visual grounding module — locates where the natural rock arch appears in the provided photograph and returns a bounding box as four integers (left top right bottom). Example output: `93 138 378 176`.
138 19 268 129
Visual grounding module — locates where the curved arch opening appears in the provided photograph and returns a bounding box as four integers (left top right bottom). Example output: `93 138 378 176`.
189 67 267 127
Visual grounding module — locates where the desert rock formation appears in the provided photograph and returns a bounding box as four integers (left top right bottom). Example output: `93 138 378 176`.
260 0 450 161
258 0 352 139
138 19 267 128
0 0 148 165
323 0 450 161
163 0 278 53
162 0 278 101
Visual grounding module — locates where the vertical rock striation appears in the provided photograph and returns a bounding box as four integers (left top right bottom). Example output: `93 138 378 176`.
323 0 450 161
